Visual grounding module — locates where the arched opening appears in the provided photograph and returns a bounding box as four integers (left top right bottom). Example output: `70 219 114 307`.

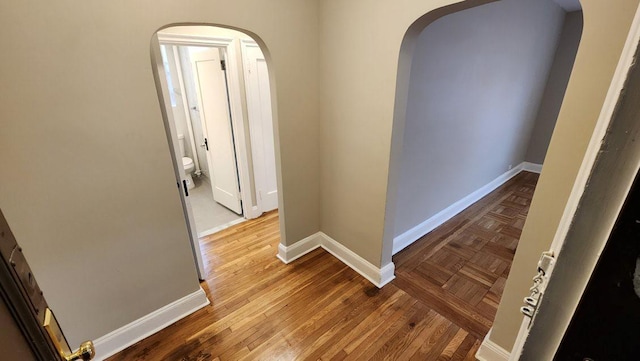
383 0 583 349
150 25 283 279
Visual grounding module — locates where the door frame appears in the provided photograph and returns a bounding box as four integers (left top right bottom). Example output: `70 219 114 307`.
508 3 640 359
158 32 261 220
152 38 206 280
241 39 279 213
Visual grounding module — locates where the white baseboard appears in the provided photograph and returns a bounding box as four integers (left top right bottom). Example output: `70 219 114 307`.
476 328 511 361
277 233 322 264
392 162 542 255
277 232 395 288
522 161 543 174
198 217 246 238
93 287 210 360
319 232 396 287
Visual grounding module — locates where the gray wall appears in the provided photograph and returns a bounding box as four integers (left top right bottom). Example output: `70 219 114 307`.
526 11 584 164
0 0 321 347
394 0 566 236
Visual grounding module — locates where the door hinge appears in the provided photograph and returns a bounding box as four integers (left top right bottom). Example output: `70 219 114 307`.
220 59 226 71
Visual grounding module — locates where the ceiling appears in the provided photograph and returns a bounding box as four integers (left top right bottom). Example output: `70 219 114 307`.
552 0 582 12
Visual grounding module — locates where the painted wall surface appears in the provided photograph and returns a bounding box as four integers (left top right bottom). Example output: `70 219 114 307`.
521 38 640 359
319 0 490 268
491 0 640 351
0 0 320 346
525 11 584 164
161 45 193 160
0 0 638 354
177 46 210 177
394 0 565 237
318 0 639 352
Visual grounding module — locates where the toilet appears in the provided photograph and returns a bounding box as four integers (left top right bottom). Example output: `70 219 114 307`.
178 134 195 190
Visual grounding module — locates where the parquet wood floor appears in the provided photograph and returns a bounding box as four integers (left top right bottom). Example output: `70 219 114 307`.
108 172 538 360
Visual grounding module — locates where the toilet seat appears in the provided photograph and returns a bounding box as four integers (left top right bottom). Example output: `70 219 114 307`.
182 157 194 168
181 157 196 190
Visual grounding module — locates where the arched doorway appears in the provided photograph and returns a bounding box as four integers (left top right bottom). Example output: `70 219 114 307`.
382 0 583 358
151 25 282 279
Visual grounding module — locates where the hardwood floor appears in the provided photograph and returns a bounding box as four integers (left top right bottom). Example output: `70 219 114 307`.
108 172 538 360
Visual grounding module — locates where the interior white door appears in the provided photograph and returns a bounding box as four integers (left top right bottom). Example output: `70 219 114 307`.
243 43 278 212
191 47 243 215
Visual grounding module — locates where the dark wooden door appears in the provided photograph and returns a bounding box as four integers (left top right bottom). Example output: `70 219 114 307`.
555 171 640 360
0 291 39 359
0 209 60 360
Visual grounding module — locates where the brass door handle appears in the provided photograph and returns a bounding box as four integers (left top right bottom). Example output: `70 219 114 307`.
65 341 95 361
43 308 96 361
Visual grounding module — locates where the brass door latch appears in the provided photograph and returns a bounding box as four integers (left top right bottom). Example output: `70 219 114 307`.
43 308 95 361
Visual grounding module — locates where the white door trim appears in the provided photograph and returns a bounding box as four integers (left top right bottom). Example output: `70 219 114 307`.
151 38 206 279
241 39 279 214
241 40 265 214
158 33 261 219
507 4 640 359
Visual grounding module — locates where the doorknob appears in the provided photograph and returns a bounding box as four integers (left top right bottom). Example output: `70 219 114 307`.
65 341 95 361
43 308 96 361
201 138 209 151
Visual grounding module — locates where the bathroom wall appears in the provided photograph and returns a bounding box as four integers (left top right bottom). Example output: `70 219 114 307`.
179 46 210 178
161 45 194 160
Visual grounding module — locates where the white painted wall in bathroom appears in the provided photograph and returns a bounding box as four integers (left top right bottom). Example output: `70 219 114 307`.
162 45 194 160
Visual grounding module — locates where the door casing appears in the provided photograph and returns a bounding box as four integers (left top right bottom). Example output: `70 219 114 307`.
158 32 261 220
153 30 275 279
242 39 279 213
508 4 640 359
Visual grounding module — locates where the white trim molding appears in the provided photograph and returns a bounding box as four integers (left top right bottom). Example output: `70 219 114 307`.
393 162 542 255
278 233 396 288
198 217 246 238
522 162 543 174
93 287 210 361
319 232 396 288
157 33 235 47
477 328 511 361
277 233 322 264
157 31 261 220
510 4 640 359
